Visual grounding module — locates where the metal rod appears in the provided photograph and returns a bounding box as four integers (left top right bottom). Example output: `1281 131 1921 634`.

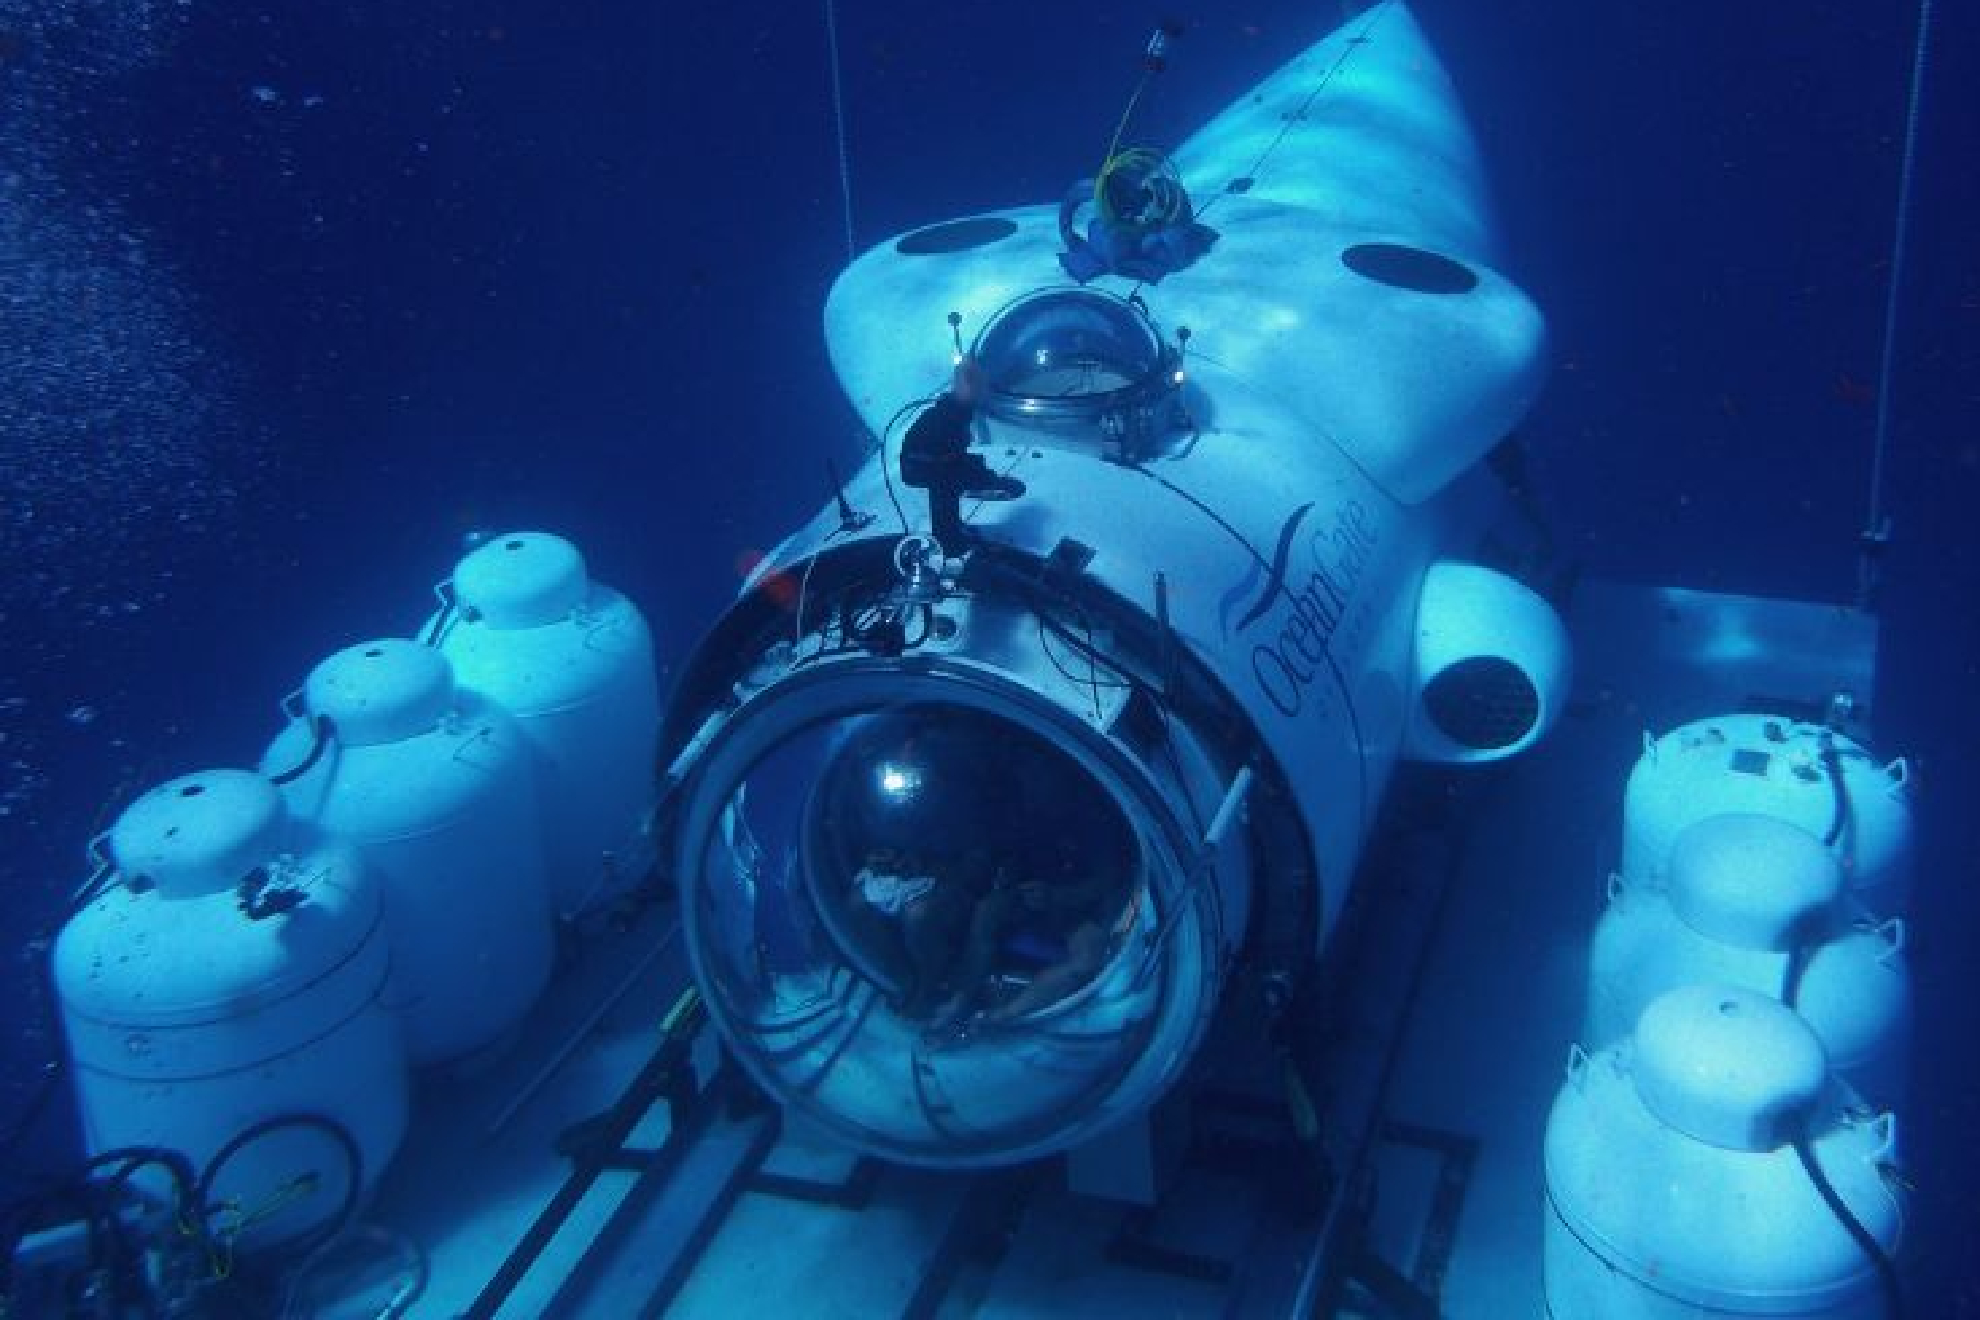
1204 764 1256 848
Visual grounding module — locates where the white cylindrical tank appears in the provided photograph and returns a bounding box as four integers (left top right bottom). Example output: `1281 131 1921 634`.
53 770 407 1247
263 637 553 1065
1621 714 1913 911
1585 814 1911 1107
1546 985 1903 1319
430 531 660 914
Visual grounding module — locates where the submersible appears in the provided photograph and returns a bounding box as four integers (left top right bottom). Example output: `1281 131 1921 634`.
655 4 1569 1169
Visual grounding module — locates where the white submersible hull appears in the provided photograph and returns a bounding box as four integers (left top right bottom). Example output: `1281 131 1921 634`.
657 3 1570 1170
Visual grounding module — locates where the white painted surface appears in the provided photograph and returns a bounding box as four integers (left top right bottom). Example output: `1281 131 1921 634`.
265 639 553 1064
56 770 407 1246
436 532 661 913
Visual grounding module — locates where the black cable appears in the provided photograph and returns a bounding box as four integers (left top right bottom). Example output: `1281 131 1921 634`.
1781 742 1902 1317
792 545 829 649
1036 606 1135 687
968 555 1145 694
1791 1135 1905 1318
196 1112 363 1261
787 569 910 669
990 556 1217 861
876 393 939 535
86 1145 199 1204
1818 733 1853 848
1000 554 1221 959
266 714 337 787
1067 608 1108 716
1781 943 1811 1010
1034 613 1132 697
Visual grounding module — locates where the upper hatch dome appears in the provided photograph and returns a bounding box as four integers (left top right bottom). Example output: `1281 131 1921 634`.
970 288 1186 459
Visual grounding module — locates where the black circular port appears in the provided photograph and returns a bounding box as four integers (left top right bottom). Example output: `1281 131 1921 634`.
896 217 1019 255
1422 657 1539 750
1341 242 1478 295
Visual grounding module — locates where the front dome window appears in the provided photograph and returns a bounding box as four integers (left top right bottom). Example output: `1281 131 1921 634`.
671 661 1232 1169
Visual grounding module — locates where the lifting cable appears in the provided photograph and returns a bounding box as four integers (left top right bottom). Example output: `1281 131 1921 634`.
1858 0 1937 609
823 0 858 266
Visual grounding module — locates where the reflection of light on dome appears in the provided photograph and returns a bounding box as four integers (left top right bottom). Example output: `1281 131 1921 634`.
877 763 921 798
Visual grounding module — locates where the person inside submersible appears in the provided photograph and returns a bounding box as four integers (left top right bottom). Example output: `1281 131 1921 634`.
898 356 1026 553
926 846 1123 1034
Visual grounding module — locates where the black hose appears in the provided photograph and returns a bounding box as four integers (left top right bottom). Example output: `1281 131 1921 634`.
1781 942 1811 1010
1818 733 1852 848
266 714 337 787
1785 741 1901 1317
196 1112 363 1260
1792 1135 1905 1318
84 1145 199 1204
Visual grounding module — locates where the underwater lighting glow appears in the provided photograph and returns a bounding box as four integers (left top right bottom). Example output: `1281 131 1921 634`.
876 762 920 798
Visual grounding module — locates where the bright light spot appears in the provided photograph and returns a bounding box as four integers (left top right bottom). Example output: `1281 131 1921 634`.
877 763 921 798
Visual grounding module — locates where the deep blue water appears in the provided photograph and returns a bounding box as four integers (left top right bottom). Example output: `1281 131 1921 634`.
3 0 1975 1307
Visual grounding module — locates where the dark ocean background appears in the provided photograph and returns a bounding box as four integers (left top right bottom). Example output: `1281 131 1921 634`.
3 0 1974 1308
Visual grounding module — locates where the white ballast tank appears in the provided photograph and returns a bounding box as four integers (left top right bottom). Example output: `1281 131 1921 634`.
54 769 408 1247
1621 714 1913 912
1585 813 1911 1108
263 637 553 1064
1546 985 1903 1319
432 532 660 914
